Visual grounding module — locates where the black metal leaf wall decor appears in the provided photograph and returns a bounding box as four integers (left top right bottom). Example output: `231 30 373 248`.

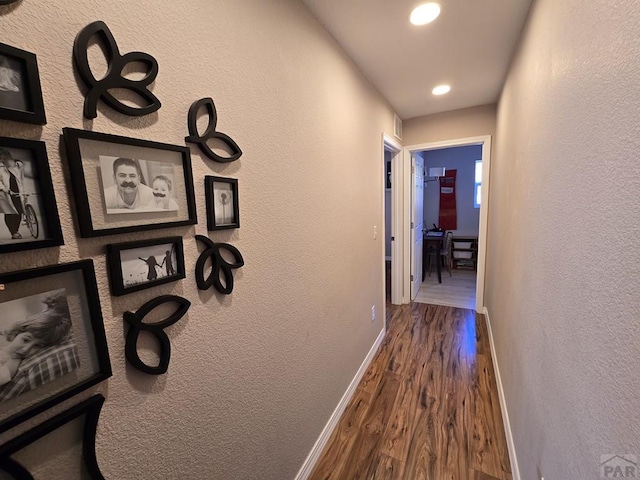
0 395 106 480
0 1 19 5
185 97 242 163
124 295 191 375
195 234 244 294
73 20 161 119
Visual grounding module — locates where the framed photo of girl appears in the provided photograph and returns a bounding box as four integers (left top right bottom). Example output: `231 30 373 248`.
107 236 186 296
205 176 239 231
0 137 64 254
0 42 46 125
0 260 111 433
62 128 197 237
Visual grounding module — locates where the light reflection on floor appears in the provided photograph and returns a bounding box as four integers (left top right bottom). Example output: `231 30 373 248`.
414 268 477 310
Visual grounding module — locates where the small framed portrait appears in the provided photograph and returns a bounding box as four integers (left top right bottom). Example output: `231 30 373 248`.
0 137 63 254
62 128 197 237
0 260 111 433
205 176 239 231
0 43 46 125
107 236 186 296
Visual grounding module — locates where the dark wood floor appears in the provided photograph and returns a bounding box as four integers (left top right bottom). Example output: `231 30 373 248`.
308 302 512 480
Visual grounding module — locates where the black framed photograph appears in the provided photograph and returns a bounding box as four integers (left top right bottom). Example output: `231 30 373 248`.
0 395 106 478
0 43 46 125
107 236 186 296
0 260 111 433
0 137 64 254
62 128 197 237
205 176 239 231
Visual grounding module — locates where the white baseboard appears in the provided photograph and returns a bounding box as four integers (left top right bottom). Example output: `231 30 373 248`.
294 327 386 480
483 307 521 480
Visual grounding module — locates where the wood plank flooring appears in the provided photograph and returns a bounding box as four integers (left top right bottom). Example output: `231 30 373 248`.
415 269 477 310
308 303 511 480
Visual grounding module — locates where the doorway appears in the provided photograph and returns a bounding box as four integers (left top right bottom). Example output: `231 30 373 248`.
416 145 481 309
400 136 492 313
382 134 402 311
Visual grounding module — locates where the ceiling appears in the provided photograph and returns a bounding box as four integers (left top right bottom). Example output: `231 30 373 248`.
301 0 534 119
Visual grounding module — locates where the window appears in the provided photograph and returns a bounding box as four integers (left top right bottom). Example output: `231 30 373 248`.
474 160 482 208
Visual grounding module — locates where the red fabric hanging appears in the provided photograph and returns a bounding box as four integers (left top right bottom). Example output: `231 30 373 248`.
438 169 457 230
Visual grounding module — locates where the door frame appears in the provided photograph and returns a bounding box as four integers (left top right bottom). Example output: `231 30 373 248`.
401 135 492 312
382 133 403 311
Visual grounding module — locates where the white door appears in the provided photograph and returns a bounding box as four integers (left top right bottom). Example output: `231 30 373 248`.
410 154 424 300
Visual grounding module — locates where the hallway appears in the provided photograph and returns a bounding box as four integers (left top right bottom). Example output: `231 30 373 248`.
309 303 511 480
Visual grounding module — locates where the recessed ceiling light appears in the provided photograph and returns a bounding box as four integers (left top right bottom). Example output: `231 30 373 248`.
432 85 451 95
410 3 441 26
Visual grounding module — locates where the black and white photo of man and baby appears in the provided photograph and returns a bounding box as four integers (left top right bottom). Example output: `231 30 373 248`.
0 289 77 401
100 156 179 214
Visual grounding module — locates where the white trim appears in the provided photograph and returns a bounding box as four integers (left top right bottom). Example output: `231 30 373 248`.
402 147 412 304
294 328 386 480
476 137 491 313
402 135 492 313
383 133 403 308
483 307 521 480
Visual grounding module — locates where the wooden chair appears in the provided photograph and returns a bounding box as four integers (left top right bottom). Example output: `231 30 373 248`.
427 231 453 277
441 231 453 276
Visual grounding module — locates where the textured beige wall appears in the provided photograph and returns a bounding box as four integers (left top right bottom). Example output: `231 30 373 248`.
0 1 396 478
486 0 640 478
402 104 496 146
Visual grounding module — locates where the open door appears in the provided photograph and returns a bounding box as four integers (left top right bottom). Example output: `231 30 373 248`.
410 153 424 300
383 133 403 306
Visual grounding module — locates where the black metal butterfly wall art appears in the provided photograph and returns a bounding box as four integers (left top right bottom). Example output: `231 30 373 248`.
186 97 243 163
195 235 244 294
124 295 191 375
73 20 161 119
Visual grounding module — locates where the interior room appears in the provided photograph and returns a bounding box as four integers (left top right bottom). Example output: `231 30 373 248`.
414 145 482 310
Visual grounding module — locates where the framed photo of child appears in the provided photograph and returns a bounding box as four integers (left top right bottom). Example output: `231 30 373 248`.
107 236 186 296
205 176 240 231
62 128 197 237
0 42 46 125
0 260 111 433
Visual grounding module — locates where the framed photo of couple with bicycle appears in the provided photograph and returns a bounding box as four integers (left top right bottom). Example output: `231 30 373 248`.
0 137 63 254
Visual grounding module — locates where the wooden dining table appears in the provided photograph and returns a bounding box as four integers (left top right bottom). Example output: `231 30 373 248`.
423 230 445 284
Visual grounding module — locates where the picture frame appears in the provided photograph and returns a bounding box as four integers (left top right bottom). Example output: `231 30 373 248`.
107 236 186 296
0 43 46 125
0 260 111 433
0 395 106 479
0 137 64 254
62 128 197 237
205 176 239 230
